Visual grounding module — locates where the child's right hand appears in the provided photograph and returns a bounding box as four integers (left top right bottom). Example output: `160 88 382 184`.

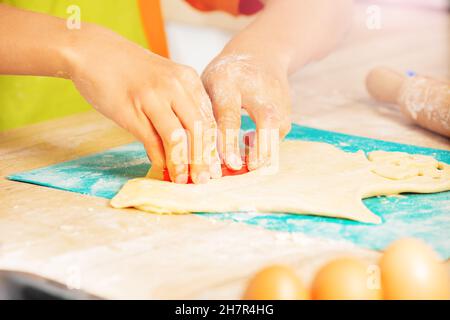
65 23 221 184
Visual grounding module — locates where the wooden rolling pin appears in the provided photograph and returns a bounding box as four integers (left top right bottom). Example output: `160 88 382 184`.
366 67 450 138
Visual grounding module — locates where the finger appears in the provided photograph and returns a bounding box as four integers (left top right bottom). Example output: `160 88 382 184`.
172 93 219 184
197 84 222 179
199 96 222 180
143 98 189 184
142 121 166 179
279 120 292 140
246 102 283 171
174 72 222 181
122 104 166 178
208 84 243 171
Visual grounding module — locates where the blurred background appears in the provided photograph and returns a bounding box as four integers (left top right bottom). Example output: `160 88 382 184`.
162 0 449 75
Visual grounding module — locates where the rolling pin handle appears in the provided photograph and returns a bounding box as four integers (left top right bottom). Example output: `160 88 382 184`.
366 66 405 105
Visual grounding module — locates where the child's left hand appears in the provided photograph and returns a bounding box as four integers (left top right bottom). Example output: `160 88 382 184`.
202 51 292 171
201 0 353 173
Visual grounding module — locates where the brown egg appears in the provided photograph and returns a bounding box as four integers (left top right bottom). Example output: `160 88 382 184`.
311 257 382 300
380 238 450 300
243 265 310 300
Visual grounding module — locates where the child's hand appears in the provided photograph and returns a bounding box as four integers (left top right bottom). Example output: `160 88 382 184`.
67 24 221 184
200 0 353 170
202 53 292 170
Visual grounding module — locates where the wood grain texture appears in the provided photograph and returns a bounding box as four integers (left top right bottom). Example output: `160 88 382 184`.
0 4 448 299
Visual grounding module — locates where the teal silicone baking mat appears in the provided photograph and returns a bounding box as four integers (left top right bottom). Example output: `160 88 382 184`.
8 116 450 258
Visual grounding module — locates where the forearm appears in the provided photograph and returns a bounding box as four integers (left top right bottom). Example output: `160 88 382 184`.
0 4 74 78
223 0 353 74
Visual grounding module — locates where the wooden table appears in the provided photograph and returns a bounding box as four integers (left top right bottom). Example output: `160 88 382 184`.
0 4 448 299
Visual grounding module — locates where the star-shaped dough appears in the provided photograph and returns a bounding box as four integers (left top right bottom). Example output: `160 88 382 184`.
110 141 450 224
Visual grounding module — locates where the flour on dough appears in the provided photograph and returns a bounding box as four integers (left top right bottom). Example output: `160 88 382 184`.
110 141 450 224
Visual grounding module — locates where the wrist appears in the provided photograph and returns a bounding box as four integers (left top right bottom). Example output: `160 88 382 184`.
58 24 89 79
59 22 107 80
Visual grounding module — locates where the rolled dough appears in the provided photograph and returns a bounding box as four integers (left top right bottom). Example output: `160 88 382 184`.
110 141 450 224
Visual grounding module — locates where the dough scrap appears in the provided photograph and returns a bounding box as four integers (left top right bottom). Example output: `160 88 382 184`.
110 141 450 224
368 151 444 179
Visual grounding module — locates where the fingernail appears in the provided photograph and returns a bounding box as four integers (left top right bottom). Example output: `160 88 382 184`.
227 153 242 170
248 160 259 171
175 164 187 175
175 174 188 184
260 156 271 168
210 160 222 179
193 172 210 184
248 156 266 171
